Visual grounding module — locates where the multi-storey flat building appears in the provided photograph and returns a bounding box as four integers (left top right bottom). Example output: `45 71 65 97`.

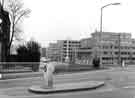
77 38 94 64
78 32 135 66
46 43 61 61
40 47 46 57
46 32 135 66
46 40 80 62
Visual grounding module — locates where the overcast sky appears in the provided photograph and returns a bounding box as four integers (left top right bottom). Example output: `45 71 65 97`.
22 0 135 47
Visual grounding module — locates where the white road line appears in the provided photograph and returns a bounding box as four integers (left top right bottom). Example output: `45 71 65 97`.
123 86 135 89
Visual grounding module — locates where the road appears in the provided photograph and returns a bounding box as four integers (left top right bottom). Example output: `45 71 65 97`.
0 66 135 98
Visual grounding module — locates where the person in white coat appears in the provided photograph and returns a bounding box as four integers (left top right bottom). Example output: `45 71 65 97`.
46 62 55 88
40 58 55 88
122 60 125 68
40 58 48 87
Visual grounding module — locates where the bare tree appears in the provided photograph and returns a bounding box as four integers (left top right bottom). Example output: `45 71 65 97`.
5 0 31 51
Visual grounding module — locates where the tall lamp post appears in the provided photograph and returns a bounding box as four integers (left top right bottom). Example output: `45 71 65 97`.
65 40 70 63
99 3 120 66
100 3 121 33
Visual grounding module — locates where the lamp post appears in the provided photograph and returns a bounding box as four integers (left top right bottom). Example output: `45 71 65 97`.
99 3 120 67
100 3 121 33
65 40 70 63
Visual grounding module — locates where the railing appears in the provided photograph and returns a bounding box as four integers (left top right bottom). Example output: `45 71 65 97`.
0 62 40 73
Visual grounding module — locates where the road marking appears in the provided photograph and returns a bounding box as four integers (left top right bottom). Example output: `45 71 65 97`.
0 74 2 79
123 86 135 89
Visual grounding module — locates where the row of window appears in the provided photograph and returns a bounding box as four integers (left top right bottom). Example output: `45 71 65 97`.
102 46 133 49
63 41 80 44
63 45 80 47
103 51 132 55
102 57 135 60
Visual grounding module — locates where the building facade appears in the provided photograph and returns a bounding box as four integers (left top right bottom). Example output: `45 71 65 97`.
46 32 135 66
77 32 135 66
46 43 61 61
46 40 80 63
77 38 94 65
41 47 46 57
0 5 11 62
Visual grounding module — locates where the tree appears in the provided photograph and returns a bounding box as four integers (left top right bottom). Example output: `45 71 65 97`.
26 40 41 62
26 40 41 72
16 44 28 62
16 40 41 71
5 0 31 53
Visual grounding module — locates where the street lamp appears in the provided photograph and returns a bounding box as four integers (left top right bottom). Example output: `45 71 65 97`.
100 3 121 33
65 40 70 63
99 3 120 67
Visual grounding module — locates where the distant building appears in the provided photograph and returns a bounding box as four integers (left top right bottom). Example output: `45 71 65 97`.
46 43 61 61
78 32 135 66
41 47 46 57
77 38 94 65
46 40 80 63
46 32 135 66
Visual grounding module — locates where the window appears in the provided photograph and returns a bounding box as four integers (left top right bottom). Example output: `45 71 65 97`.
104 51 108 54
115 52 118 55
121 52 127 55
115 46 118 49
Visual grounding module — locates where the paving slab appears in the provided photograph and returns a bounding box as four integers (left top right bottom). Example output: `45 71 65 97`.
29 81 105 93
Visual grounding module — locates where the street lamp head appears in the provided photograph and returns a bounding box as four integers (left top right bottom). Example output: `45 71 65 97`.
102 3 121 9
112 3 121 5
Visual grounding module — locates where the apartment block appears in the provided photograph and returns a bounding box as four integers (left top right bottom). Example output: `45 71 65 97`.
78 32 135 65
46 40 80 63
46 32 135 66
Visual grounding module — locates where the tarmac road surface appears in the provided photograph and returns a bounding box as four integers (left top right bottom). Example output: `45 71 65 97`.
0 66 135 98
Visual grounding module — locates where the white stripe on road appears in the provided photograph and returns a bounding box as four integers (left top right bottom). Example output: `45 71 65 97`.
123 86 135 89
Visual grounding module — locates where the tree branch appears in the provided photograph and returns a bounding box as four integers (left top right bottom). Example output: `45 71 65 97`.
7 0 31 51
15 9 30 25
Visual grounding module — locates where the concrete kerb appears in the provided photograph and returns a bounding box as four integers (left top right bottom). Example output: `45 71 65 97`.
28 81 105 94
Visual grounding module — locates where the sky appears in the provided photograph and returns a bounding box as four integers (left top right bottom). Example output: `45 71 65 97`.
22 0 135 47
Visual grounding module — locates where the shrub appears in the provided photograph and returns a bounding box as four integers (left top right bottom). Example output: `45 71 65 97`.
92 57 100 69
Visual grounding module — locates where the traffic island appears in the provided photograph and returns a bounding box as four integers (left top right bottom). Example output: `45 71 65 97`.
29 81 105 94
